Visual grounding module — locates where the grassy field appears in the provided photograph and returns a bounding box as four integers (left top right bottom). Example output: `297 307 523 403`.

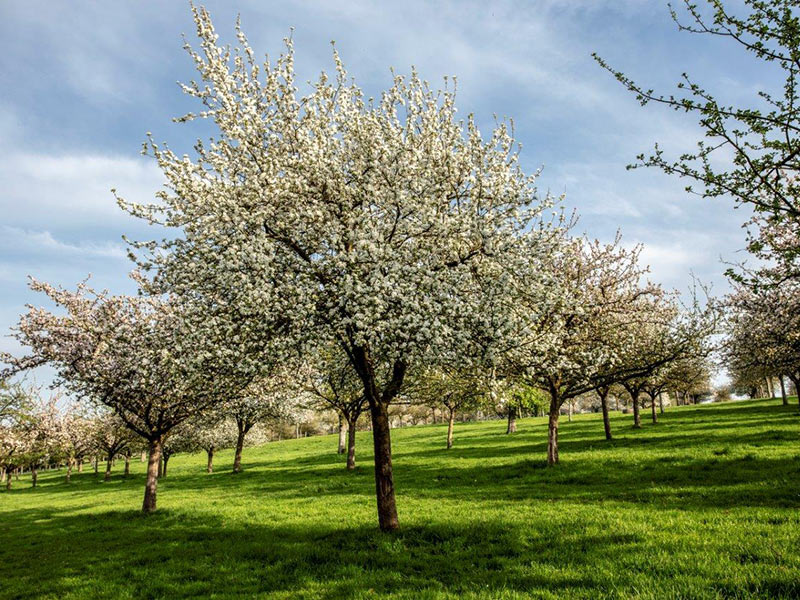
1 398 799 599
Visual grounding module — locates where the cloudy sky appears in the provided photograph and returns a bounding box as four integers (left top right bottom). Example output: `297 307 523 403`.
0 0 767 384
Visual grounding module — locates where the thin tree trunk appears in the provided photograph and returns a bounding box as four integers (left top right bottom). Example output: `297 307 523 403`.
792 376 800 411
77 460 83 473
659 393 664 414
547 397 560 466
506 405 517 434
650 396 658 424
105 452 113 481
142 438 161 513
141 451 146 462
207 447 214 473
780 376 788 405
5 471 11 490
124 453 130 477
31 468 37 488
337 414 346 454
346 418 357 470
65 459 73 483
233 425 246 474
368 398 398 531
446 407 455 449
568 400 573 422
162 454 169 478
600 391 612 441
93 456 98 474
632 391 642 428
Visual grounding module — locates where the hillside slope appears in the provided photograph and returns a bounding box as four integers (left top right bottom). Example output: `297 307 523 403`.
1 399 799 599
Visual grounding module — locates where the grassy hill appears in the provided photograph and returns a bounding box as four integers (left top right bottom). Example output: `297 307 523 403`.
1 398 799 599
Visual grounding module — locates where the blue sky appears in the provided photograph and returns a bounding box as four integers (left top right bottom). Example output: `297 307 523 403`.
0 1 766 384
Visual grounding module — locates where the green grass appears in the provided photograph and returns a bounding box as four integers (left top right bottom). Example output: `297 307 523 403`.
2 398 799 599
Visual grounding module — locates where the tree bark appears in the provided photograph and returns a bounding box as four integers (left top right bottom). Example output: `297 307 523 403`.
157 454 163 478
780 376 788 405
104 451 113 481
631 391 642 428
791 375 800 411
568 400 573 422
547 396 560 466
207 447 214 473
31 468 37 488
233 425 246 474
162 454 169 478
77 460 83 473
346 418 357 470
65 459 73 483
5 471 11 490
650 396 658 424
659 393 664 414
599 391 612 441
142 438 161 513
368 398 399 531
93 456 98 474
337 414 346 454
506 405 517 434
124 453 130 477
446 407 455 449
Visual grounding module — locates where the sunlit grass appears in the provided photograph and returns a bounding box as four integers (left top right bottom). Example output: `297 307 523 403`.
2 398 799 599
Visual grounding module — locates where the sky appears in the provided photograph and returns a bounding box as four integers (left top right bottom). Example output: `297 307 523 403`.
0 0 769 387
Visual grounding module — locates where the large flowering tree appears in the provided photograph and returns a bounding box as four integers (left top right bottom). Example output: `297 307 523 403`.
118 7 555 530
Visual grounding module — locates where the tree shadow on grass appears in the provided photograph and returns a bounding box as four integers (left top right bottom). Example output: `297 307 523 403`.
0 508 634 599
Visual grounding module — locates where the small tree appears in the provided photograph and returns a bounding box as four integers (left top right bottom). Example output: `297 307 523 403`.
93 411 137 481
305 348 366 469
406 366 485 450
2 281 254 512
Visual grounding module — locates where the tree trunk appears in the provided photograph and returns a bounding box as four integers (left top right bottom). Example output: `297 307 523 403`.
157 454 163 478
791 375 800 411
368 398 399 531
780 376 788 405
659 393 664 414
506 405 517 434
547 397 560 466
141 451 146 462
142 438 161 513
77 460 83 473
650 396 658 424
446 407 455 450
31 468 37 488
65 459 73 483
337 414 346 454
346 418 357 470
162 454 169 478
93 456 98 474
568 400 573 422
233 425 246 474
206 447 214 474
124 454 130 477
600 392 612 441
105 452 113 481
632 391 642 428
5 471 11 490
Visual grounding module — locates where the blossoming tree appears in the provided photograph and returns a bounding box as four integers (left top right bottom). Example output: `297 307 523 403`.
2 280 255 512
118 7 555 530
